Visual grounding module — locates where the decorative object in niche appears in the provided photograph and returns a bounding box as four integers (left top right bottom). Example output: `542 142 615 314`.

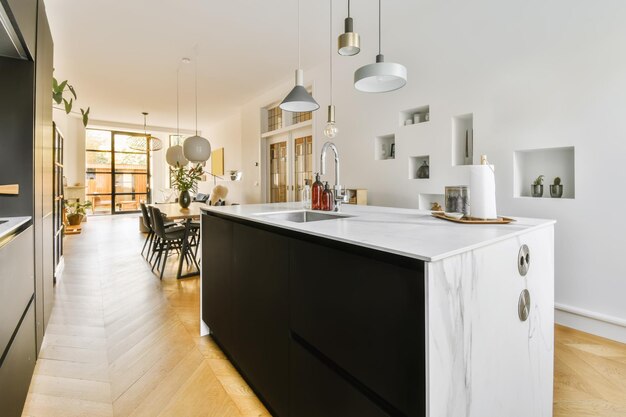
390 143 395 158
531 175 544 197
404 119 413 126
399 105 429 127
417 160 429 179
445 186 470 215
452 113 473 166
550 177 563 198
374 134 395 160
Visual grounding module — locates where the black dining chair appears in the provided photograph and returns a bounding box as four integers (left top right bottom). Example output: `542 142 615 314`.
149 206 187 280
141 203 179 262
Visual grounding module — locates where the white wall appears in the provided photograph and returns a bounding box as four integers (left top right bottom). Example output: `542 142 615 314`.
232 0 626 342
54 109 85 188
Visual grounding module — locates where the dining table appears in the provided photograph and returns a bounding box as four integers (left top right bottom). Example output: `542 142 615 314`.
150 202 206 279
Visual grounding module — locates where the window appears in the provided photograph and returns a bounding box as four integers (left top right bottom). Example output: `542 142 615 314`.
86 129 151 214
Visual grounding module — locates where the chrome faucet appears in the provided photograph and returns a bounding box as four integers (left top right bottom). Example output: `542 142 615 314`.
320 142 348 211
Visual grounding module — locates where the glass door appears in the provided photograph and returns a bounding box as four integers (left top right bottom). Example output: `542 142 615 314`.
86 129 150 214
294 135 313 202
112 133 150 212
269 140 288 203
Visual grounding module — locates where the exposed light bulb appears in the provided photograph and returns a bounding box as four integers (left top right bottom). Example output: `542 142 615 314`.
323 105 338 138
323 122 338 139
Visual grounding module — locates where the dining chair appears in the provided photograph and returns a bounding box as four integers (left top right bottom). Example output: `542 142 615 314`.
150 206 187 280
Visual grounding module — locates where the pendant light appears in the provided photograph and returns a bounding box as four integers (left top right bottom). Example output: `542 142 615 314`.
323 0 338 139
166 62 189 167
337 0 360 56
129 113 163 152
354 0 407 93
183 52 212 163
280 0 319 112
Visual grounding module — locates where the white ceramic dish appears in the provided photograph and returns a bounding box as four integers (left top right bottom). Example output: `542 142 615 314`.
444 212 465 220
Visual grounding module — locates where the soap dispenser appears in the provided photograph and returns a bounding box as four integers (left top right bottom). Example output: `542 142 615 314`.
321 181 334 211
312 173 324 210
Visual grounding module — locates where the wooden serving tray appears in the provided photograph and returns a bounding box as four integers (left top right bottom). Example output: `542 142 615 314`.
431 212 515 224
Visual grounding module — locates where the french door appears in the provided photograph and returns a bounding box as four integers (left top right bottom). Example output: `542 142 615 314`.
86 129 151 214
265 128 313 203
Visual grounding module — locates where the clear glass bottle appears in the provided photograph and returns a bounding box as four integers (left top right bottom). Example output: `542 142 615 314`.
303 180 312 209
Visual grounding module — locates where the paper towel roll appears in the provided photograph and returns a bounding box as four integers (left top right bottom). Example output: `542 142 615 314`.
469 164 497 219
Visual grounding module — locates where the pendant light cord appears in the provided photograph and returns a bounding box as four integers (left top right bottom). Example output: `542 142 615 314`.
378 0 382 55
176 66 180 138
297 0 301 69
329 0 333 105
348 0 351 18
194 46 199 136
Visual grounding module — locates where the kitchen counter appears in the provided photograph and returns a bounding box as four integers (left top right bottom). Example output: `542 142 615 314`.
0 217 32 244
201 202 554 261
201 203 555 416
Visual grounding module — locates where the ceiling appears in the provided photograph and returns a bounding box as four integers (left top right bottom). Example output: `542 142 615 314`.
43 0 337 129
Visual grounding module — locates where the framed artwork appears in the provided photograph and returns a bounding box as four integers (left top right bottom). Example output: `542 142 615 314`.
211 147 225 176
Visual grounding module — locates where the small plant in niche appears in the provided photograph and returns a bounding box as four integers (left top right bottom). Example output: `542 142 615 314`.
531 175 544 198
550 177 563 198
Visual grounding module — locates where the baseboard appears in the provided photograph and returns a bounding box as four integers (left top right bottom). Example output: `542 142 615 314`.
555 303 626 344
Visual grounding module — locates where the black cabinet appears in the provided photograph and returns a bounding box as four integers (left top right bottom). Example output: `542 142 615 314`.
231 223 289 416
3 0 38 57
201 213 425 417
202 214 234 353
290 239 425 417
290 340 389 417
201 216 289 417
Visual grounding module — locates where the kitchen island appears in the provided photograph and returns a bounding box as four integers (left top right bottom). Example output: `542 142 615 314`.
200 203 554 417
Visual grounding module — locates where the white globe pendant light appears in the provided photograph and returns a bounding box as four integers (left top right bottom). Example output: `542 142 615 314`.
280 0 319 112
166 145 188 167
183 53 212 163
354 0 407 93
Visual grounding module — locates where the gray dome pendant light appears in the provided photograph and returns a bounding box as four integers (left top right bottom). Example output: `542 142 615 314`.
183 52 212 163
324 0 338 139
280 0 320 112
354 0 407 93
338 0 360 56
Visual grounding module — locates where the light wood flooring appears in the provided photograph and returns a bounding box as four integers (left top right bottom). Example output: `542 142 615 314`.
21 215 626 417
22 215 268 417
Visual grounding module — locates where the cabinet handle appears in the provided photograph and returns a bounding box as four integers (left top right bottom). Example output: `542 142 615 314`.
518 244 530 276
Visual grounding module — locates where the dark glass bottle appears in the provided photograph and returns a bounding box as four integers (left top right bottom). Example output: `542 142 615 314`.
312 173 324 210
321 182 334 211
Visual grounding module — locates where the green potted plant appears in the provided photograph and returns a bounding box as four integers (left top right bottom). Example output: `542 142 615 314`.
65 200 93 225
550 177 563 198
52 77 90 127
171 163 204 208
531 175 544 197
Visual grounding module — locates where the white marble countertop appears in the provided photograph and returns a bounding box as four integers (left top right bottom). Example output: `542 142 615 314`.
201 203 555 262
0 216 32 241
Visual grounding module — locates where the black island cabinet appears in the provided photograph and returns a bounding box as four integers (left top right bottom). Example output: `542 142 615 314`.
201 211 425 417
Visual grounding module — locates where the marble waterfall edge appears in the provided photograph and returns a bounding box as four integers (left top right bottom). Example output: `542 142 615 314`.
426 226 554 417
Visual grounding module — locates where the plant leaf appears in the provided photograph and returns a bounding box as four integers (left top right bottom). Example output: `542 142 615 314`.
67 84 77 99
63 98 73 114
52 77 58 90
58 80 68 92
52 91 63 104
80 107 90 127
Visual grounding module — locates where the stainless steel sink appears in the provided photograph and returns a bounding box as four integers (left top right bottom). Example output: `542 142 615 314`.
257 210 353 223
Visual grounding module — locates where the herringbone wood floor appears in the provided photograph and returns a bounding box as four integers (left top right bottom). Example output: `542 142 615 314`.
20 215 626 416
22 215 268 417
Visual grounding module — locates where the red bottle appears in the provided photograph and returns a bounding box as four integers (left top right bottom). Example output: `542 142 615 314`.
321 182 334 211
312 173 324 210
